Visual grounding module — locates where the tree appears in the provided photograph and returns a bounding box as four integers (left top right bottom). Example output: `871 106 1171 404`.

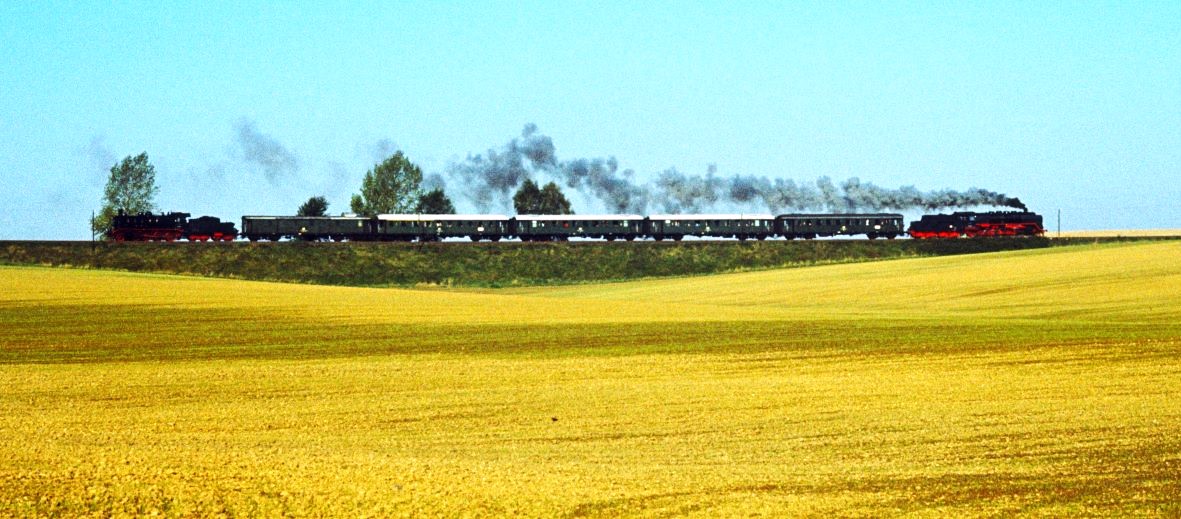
91 152 159 236
349 151 423 216
297 196 329 217
414 188 456 214
513 180 574 214
539 181 574 214
512 179 544 214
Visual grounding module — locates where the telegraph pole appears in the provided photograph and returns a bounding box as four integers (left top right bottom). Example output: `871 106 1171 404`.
1057 209 1061 238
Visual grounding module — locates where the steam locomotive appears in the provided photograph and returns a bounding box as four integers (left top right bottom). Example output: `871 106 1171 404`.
106 211 238 242
106 210 1044 242
907 211 1045 238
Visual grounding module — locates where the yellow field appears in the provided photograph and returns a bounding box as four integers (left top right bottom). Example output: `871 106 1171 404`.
2 241 1180 516
1056 229 1181 238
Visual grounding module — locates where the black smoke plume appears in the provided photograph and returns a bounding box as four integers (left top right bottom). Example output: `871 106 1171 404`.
450 124 557 210
234 120 299 184
84 135 116 188
447 125 1028 213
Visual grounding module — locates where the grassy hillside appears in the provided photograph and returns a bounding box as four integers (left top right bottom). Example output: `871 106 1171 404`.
0 238 1064 287
2 241 1179 515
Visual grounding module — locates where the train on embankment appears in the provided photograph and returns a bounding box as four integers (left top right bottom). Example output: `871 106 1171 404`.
106 210 1045 242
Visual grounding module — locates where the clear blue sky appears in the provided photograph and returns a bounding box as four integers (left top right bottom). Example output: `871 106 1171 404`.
2 1 1178 238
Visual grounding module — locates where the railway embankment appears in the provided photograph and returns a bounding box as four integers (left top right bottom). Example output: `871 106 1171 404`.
0 237 1153 288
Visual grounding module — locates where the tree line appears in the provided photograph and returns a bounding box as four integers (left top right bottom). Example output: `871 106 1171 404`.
93 150 573 235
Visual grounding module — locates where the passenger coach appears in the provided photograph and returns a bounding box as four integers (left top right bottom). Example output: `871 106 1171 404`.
776 214 904 240
378 214 510 241
512 215 645 241
242 215 373 241
645 214 776 241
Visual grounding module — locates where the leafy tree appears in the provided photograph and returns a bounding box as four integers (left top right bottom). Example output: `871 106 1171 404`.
349 151 423 216
539 181 574 214
297 196 329 217
414 188 456 214
513 179 574 214
512 179 544 214
91 152 159 236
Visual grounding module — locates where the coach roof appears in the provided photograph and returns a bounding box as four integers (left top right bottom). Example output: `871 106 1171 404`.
378 214 511 221
648 214 775 220
512 214 645 221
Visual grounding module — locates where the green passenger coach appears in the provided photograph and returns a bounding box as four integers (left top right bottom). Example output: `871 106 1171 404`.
776 214 904 240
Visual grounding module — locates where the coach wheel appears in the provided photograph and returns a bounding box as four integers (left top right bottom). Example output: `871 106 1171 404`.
867 233 877 240
757 235 766 241
673 235 683 242
626 236 635 241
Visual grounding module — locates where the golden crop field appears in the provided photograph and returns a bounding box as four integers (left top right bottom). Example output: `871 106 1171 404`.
1057 229 1181 238
2 241 1180 516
